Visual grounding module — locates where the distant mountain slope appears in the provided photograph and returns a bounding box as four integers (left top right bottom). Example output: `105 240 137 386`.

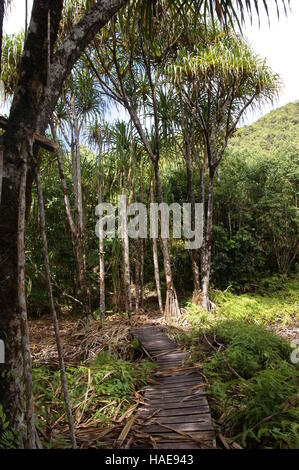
228 101 299 157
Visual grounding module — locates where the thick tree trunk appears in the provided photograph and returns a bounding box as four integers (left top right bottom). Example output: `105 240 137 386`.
0 0 62 445
0 135 36 448
35 168 77 449
154 164 180 318
150 180 163 315
0 142 3 205
201 170 215 311
97 132 105 322
0 0 127 445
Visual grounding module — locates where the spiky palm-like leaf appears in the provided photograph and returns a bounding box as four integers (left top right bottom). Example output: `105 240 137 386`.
0 31 23 100
0 0 13 73
169 31 281 109
167 28 281 166
139 0 290 35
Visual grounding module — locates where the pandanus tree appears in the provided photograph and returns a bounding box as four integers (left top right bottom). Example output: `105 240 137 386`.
156 80 203 305
53 66 103 321
0 0 13 73
110 120 133 315
168 30 281 310
85 4 184 317
86 117 109 322
0 0 288 448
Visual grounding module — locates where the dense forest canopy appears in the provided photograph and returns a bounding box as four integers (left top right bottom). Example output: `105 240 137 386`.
0 0 297 453
25 101 298 317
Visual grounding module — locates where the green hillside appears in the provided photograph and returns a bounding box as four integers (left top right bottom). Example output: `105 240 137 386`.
228 101 299 158
207 102 299 288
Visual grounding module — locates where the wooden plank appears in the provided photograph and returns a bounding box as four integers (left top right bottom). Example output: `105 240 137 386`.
152 378 202 387
145 389 205 399
143 342 174 350
140 398 208 410
157 373 202 382
145 383 201 392
143 413 212 425
148 343 174 347
0 116 57 153
139 406 210 417
156 360 187 366
142 421 213 433
157 351 186 358
157 358 187 364
155 379 203 387
143 396 205 406
156 442 205 449
155 366 199 374
150 347 175 358
155 352 188 363
145 385 205 395
153 430 215 441
157 362 186 369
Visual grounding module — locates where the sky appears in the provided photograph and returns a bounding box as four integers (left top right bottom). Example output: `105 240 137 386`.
2 0 299 125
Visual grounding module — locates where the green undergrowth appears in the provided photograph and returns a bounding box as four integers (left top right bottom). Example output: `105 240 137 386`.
0 404 17 449
177 276 299 449
187 275 299 328
33 352 155 448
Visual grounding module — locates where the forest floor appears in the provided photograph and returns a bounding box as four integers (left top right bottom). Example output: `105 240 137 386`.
29 275 299 449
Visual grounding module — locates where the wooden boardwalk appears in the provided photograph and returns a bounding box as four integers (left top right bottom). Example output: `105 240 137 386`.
132 326 216 449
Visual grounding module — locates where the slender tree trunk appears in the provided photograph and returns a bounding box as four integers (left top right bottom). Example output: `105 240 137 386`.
150 180 163 315
139 172 144 309
120 184 132 316
70 96 90 320
179 93 201 304
0 0 4 75
96 131 105 322
51 122 88 316
54 121 90 318
133 179 140 313
25 0 28 38
71 139 78 210
201 169 215 311
154 163 180 318
35 168 77 449
134 238 140 313
50 122 76 239
199 149 207 286
18 155 35 449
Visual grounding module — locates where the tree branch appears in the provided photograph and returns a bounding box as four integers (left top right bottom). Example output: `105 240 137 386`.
38 0 127 132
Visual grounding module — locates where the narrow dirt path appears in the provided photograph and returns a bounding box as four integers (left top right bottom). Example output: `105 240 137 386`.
132 325 216 449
